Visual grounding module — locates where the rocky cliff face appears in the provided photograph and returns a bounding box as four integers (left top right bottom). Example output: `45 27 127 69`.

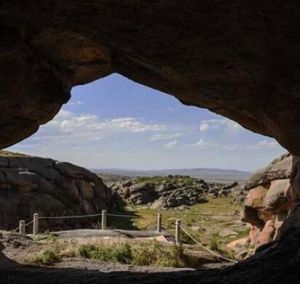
0 153 116 231
240 154 292 248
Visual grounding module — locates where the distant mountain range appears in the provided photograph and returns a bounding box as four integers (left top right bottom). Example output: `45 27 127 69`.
93 168 251 182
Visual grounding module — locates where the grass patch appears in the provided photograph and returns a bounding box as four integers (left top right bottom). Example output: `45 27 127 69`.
28 248 61 265
26 239 201 268
78 242 133 264
129 196 246 247
78 240 201 268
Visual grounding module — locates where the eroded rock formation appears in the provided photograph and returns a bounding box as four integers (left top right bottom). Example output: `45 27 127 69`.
1 2 300 280
238 154 292 248
0 152 116 231
1 1 300 155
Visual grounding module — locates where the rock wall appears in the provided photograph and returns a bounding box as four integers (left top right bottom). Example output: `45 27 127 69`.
0 154 116 231
241 154 292 248
1 2 300 156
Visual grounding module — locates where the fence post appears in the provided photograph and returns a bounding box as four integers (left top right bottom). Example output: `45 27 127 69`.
101 209 107 230
175 219 181 245
33 213 39 235
19 220 25 235
157 212 162 233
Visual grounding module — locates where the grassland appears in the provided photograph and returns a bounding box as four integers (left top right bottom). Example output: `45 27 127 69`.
126 196 248 251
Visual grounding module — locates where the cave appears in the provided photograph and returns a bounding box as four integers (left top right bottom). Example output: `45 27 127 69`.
1 1 300 283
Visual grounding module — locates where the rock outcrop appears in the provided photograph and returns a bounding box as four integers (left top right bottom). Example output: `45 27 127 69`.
240 154 292 248
0 152 116 231
110 176 240 209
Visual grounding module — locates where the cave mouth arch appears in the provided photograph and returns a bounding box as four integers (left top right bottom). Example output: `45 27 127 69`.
3 72 287 272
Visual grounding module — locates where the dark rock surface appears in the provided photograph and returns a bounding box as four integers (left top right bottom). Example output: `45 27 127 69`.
1 2 300 155
0 153 116 231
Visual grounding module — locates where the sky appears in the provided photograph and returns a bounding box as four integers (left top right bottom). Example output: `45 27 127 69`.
8 74 286 172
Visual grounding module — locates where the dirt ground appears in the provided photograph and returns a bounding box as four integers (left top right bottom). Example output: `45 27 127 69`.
0 230 231 284
1 229 300 284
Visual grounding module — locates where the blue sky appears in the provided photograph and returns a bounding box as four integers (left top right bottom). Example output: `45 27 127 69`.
8 74 286 172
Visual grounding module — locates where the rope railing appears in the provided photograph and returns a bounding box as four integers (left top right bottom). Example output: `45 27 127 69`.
9 212 240 265
16 210 158 235
179 224 237 263
9 220 34 234
185 213 236 216
106 213 138 218
9 226 20 234
38 213 103 220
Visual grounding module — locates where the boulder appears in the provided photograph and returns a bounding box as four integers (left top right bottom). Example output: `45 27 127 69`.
239 154 292 248
226 237 249 253
0 153 117 231
129 182 157 204
258 220 275 246
245 154 292 190
263 179 290 213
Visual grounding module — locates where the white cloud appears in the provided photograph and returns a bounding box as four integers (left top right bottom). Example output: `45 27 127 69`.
252 140 279 150
18 110 167 149
48 111 166 134
150 132 183 141
191 139 206 147
68 100 84 106
199 118 241 132
189 138 280 152
163 140 178 149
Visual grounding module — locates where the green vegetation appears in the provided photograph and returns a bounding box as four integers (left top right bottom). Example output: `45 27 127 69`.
27 239 202 268
26 196 247 266
78 242 133 264
128 196 248 250
134 175 199 188
78 240 200 268
0 150 28 157
29 248 61 265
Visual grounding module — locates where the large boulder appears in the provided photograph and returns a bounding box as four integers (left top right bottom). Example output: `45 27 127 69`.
245 154 292 190
239 154 292 248
0 152 117 231
129 182 157 204
263 179 290 213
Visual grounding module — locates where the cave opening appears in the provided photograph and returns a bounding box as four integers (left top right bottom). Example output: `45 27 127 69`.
2 73 288 270
8 73 285 172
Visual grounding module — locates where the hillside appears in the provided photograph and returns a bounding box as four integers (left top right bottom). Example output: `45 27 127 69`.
96 168 251 183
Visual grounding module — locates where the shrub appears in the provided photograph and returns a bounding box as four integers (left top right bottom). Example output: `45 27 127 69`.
78 242 133 264
209 233 222 252
78 240 202 268
30 248 61 265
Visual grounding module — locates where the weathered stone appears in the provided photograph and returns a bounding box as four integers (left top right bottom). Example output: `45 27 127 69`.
245 154 292 190
257 220 275 246
239 155 295 248
54 162 97 180
226 237 249 253
0 2 300 158
263 179 290 213
244 186 268 209
0 153 116 230
248 225 262 246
